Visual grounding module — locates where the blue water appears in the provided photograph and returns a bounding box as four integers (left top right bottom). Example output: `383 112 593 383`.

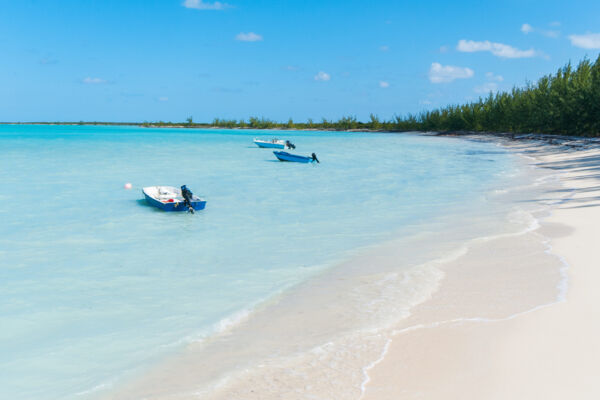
0 125 517 399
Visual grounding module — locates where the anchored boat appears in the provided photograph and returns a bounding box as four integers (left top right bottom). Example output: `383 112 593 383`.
273 151 319 163
253 138 295 149
142 185 206 213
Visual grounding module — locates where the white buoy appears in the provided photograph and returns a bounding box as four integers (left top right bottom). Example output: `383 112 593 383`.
124 183 132 190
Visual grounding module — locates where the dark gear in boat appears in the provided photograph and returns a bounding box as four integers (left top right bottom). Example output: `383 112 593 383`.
286 140 296 150
181 185 195 214
311 153 320 163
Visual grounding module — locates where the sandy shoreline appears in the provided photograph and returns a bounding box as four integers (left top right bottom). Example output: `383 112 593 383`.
101 137 600 400
362 141 600 399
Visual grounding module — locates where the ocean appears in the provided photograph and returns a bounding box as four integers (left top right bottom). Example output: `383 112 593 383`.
0 125 526 399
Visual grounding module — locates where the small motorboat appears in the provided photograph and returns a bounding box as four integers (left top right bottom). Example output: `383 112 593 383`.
254 138 295 149
142 185 206 213
273 151 319 163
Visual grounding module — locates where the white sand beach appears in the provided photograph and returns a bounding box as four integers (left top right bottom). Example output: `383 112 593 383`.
362 142 600 400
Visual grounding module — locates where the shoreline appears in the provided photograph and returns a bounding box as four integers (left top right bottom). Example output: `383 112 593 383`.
2 123 599 145
99 135 575 400
361 140 600 399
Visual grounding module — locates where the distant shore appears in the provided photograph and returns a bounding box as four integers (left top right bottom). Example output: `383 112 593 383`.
3 122 599 149
0 121 396 132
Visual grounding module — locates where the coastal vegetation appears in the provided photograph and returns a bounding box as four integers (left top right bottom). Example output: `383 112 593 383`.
207 56 600 137
4 56 599 137
408 55 600 137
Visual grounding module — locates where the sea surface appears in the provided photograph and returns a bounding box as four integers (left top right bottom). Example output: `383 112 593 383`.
0 125 522 399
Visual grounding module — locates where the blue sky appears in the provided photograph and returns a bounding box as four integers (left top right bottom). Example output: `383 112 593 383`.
1 0 599 122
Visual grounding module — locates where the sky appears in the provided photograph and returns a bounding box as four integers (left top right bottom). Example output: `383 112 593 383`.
1 0 599 122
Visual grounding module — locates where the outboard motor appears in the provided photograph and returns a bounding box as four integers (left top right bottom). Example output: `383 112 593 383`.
180 185 195 213
286 140 296 150
311 153 320 163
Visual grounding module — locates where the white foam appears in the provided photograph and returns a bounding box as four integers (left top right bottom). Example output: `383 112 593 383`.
74 381 114 397
212 307 254 335
359 337 392 398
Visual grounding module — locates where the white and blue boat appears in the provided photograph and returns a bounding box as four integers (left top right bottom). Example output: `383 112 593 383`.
254 138 295 149
142 186 206 212
273 151 319 163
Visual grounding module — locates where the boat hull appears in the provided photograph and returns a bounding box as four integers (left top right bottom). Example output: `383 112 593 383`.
255 141 285 149
273 151 315 163
142 187 207 212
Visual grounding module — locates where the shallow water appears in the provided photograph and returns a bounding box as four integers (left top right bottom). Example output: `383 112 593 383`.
0 126 520 399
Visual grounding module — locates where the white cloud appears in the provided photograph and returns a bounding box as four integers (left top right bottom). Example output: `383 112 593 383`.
235 32 263 42
521 23 559 38
485 72 504 82
474 82 499 94
428 62 474 83
314 71 331 81
568 33 600 49
521 23 533 34
379 81 390 88
82 77 107 84
439 45 449 53
457 39 537 58
182 0 230 10
379 45 389 52
158 97 169 102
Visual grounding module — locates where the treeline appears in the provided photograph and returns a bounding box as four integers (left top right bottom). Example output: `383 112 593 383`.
208 56 600 136
410 55 600 136
136 115 390 131
208 115 386 130
183 56 600 136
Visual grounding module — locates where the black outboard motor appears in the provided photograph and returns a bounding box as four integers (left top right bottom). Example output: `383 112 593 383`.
286 140 296 150
311 153 320 163
180 185 195 213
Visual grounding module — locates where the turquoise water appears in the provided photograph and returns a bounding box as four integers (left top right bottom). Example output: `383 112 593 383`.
0 125 517 399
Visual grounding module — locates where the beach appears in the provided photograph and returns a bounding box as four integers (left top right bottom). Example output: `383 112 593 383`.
2 126 598 399
95 138 600 400
93 136 600 400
